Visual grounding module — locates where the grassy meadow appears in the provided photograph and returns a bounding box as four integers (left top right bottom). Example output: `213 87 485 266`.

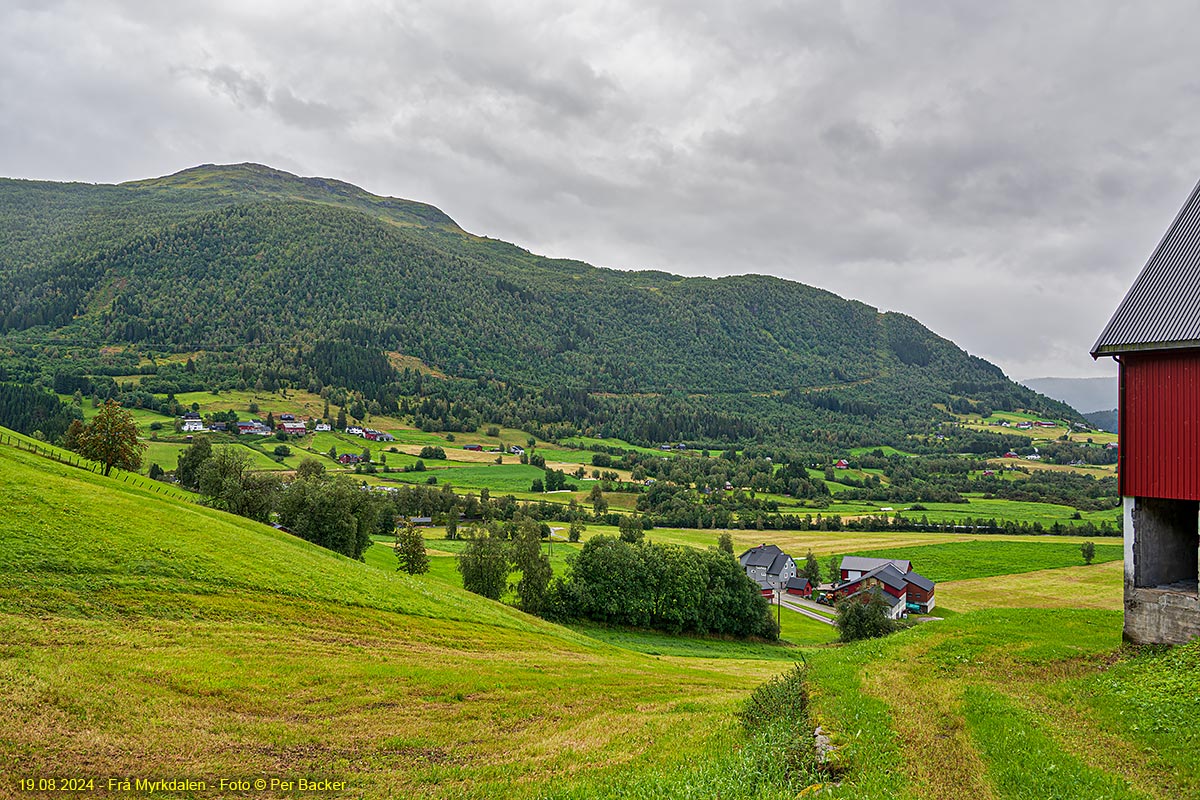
3 428 1199 798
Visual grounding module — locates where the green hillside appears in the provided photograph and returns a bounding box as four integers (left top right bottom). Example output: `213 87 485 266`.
0 163 1077 447
3 434 1199 798
0 438 805 797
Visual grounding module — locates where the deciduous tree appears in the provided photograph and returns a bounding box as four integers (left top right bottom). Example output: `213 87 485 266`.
457 528 509 600
395 523 429 575
804 550 822 585
276 474 379 559
176 436 213 489
198 447 279 523
510 518 551 613
75 400 146 476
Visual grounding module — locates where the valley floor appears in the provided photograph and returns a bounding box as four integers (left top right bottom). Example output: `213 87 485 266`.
1 439 1196 799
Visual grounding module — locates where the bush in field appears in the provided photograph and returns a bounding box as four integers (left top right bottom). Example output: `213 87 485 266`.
738 663 808 734
835 590 895 642
618 515 643 543
1081 540 1096 565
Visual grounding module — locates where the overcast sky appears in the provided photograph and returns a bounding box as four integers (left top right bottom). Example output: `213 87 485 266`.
5 1 1199 380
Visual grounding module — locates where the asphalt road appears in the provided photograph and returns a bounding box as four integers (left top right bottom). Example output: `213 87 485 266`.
775 595 837 626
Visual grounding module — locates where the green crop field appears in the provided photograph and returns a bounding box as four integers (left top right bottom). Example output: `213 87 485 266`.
846 539 1123 582
560 435 689 458
847 445 916 457
888 497 1120 528
386 463 574 493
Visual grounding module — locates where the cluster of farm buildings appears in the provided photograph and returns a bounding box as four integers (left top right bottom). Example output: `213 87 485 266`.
738 543 936 618
179 412 407 440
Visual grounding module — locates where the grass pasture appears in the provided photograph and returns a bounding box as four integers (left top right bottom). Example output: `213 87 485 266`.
811 609 1200 800
846 539 1122 583
938 559 1124 612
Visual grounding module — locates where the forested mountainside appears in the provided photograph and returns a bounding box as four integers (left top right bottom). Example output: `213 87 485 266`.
0 163 1076 446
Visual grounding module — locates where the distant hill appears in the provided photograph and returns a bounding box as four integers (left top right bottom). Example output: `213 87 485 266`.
1084 409 1118 434
1020 377 1117 417
0 163 1079 446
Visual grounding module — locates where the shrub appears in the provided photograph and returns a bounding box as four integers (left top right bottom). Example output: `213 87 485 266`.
835 590 896 642
738 663 808 734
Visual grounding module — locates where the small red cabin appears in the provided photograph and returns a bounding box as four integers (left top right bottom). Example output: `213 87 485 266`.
1093 176 1200 644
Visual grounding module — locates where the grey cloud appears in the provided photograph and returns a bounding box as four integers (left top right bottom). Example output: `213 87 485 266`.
7 0 1200 379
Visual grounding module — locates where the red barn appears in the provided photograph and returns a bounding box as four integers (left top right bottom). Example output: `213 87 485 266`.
784 577 812 597
904 571 936 613
1092 178 1200 644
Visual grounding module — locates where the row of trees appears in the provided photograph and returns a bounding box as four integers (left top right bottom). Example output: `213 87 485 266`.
551 536 780 638
175 437 382 559
452 518 554 614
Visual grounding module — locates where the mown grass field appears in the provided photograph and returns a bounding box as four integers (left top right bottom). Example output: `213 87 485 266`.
5 424 1198 799
0 442 797 798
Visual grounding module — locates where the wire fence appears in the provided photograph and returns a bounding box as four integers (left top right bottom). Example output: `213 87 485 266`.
0 431 201 504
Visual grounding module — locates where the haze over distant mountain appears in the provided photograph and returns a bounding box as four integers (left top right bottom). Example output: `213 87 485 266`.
0 163 1078 445
1020 377 1118 416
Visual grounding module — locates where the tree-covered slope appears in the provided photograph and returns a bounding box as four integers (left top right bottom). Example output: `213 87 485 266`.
0 163 1077 441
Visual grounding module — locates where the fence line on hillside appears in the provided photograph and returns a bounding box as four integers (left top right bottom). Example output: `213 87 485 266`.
0 431 201 504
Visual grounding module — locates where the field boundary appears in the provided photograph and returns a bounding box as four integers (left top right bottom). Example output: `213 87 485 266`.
0 430 201 504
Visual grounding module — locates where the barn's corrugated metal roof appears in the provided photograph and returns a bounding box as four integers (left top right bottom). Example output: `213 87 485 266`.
839 555 911 574
905 571 935 592
1093 177 1200 356
835 563 909 592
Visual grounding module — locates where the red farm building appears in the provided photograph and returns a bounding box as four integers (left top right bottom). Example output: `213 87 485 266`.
1092 178 1200 644
784 576 812 597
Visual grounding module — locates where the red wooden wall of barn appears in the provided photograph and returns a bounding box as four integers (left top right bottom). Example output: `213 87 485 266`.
1120 350 1200 501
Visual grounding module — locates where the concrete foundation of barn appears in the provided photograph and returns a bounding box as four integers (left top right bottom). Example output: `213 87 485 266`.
1123 496 1200 644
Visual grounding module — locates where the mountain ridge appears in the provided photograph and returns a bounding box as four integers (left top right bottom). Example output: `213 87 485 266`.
0 163 1078 445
